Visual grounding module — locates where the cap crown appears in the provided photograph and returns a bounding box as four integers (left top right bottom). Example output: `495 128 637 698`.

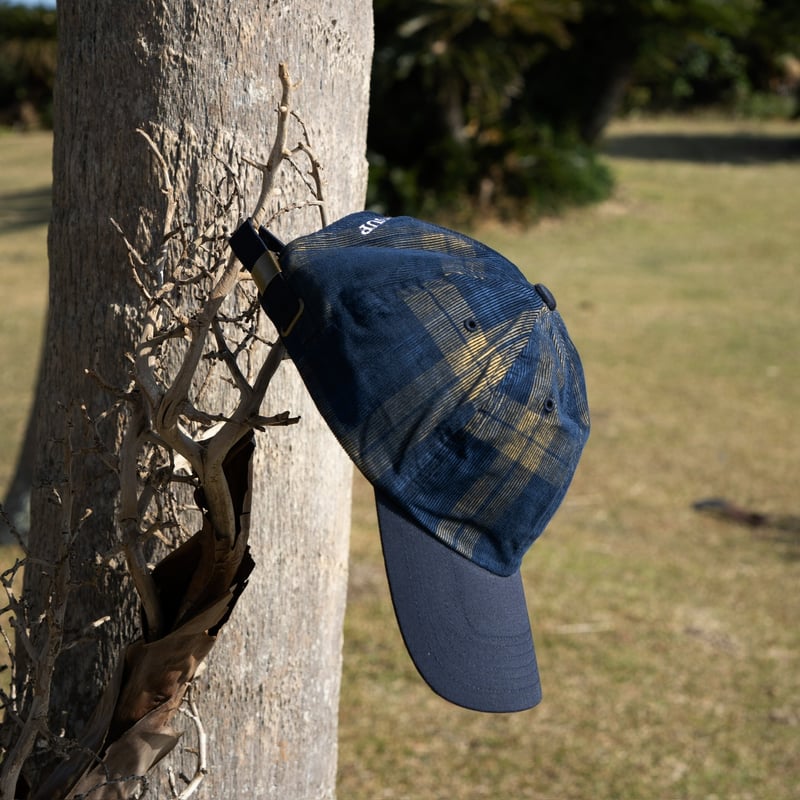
280 213 589 576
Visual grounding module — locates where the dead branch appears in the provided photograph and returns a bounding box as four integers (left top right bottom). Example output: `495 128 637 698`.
166 685 207 800
0 505 28 552
1 409 79 800
248 62 296 227
4 62 326 799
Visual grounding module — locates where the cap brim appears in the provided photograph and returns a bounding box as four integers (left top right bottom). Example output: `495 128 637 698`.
374 488 542 713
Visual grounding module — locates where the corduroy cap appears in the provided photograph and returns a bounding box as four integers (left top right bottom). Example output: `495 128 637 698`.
230 212 590 712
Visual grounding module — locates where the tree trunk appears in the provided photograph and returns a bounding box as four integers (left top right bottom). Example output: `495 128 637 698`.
24 1 372 796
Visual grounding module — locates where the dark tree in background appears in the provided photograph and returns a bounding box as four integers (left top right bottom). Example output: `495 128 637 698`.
0 2 56 128
367 0 602 219
0 0 798 239
368 0 800 220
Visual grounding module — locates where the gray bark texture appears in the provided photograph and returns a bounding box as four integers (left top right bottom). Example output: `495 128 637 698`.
23 1 372 797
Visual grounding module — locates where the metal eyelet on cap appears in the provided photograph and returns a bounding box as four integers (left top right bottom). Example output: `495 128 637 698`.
534 283 557 310
463 318 478 332
543 397 556 413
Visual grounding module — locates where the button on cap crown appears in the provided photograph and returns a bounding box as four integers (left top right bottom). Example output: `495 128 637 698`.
534 283 557 310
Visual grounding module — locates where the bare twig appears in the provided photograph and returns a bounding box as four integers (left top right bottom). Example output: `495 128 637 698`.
0 409 77 799
168 684 208 799
137 127 180 286
0 504 27 552
248 62 296 226
117 402 163 639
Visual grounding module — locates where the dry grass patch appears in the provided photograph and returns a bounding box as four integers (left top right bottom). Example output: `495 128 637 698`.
0 130 50 494
0 122 797 799
339 117 800 800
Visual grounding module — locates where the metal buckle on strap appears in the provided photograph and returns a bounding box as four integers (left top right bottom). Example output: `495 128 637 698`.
230 219 304 337
251 251 280 294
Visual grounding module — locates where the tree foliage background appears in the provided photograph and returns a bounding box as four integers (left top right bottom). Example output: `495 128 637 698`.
1 0 799 217
0 2 55 128
368 0 800 219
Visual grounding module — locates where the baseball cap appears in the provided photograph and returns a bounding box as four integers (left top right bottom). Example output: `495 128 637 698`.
230 212 590 712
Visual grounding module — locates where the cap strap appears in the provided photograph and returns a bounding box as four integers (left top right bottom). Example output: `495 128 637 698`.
260 272 305 337
229 219 304 337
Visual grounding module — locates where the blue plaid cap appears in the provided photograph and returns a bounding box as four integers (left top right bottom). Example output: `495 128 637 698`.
232 212 590 712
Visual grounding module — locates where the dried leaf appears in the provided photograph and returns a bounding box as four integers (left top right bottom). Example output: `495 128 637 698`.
32 432 256 799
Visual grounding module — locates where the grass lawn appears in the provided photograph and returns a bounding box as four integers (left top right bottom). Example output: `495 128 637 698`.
0 129 50 497
338 117 800 800
1 119 798 799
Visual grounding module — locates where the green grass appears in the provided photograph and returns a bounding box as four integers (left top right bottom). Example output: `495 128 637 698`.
0 128 51 699
0 129 51 496
1 120 798 798
338 117 800 800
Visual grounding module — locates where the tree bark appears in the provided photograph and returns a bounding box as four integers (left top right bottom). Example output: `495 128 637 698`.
23 1 372 796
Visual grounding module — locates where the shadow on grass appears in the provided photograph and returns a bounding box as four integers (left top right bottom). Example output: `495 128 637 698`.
693 498 800 563
0 185 51 232
603 132 800 164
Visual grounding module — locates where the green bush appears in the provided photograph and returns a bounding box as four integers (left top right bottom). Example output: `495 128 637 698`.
367 1 615 221
367 127 614 224
369 1 798 220
0 3 57 128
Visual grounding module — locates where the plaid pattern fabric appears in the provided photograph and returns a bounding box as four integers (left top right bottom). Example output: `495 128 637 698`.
279 213 589 576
